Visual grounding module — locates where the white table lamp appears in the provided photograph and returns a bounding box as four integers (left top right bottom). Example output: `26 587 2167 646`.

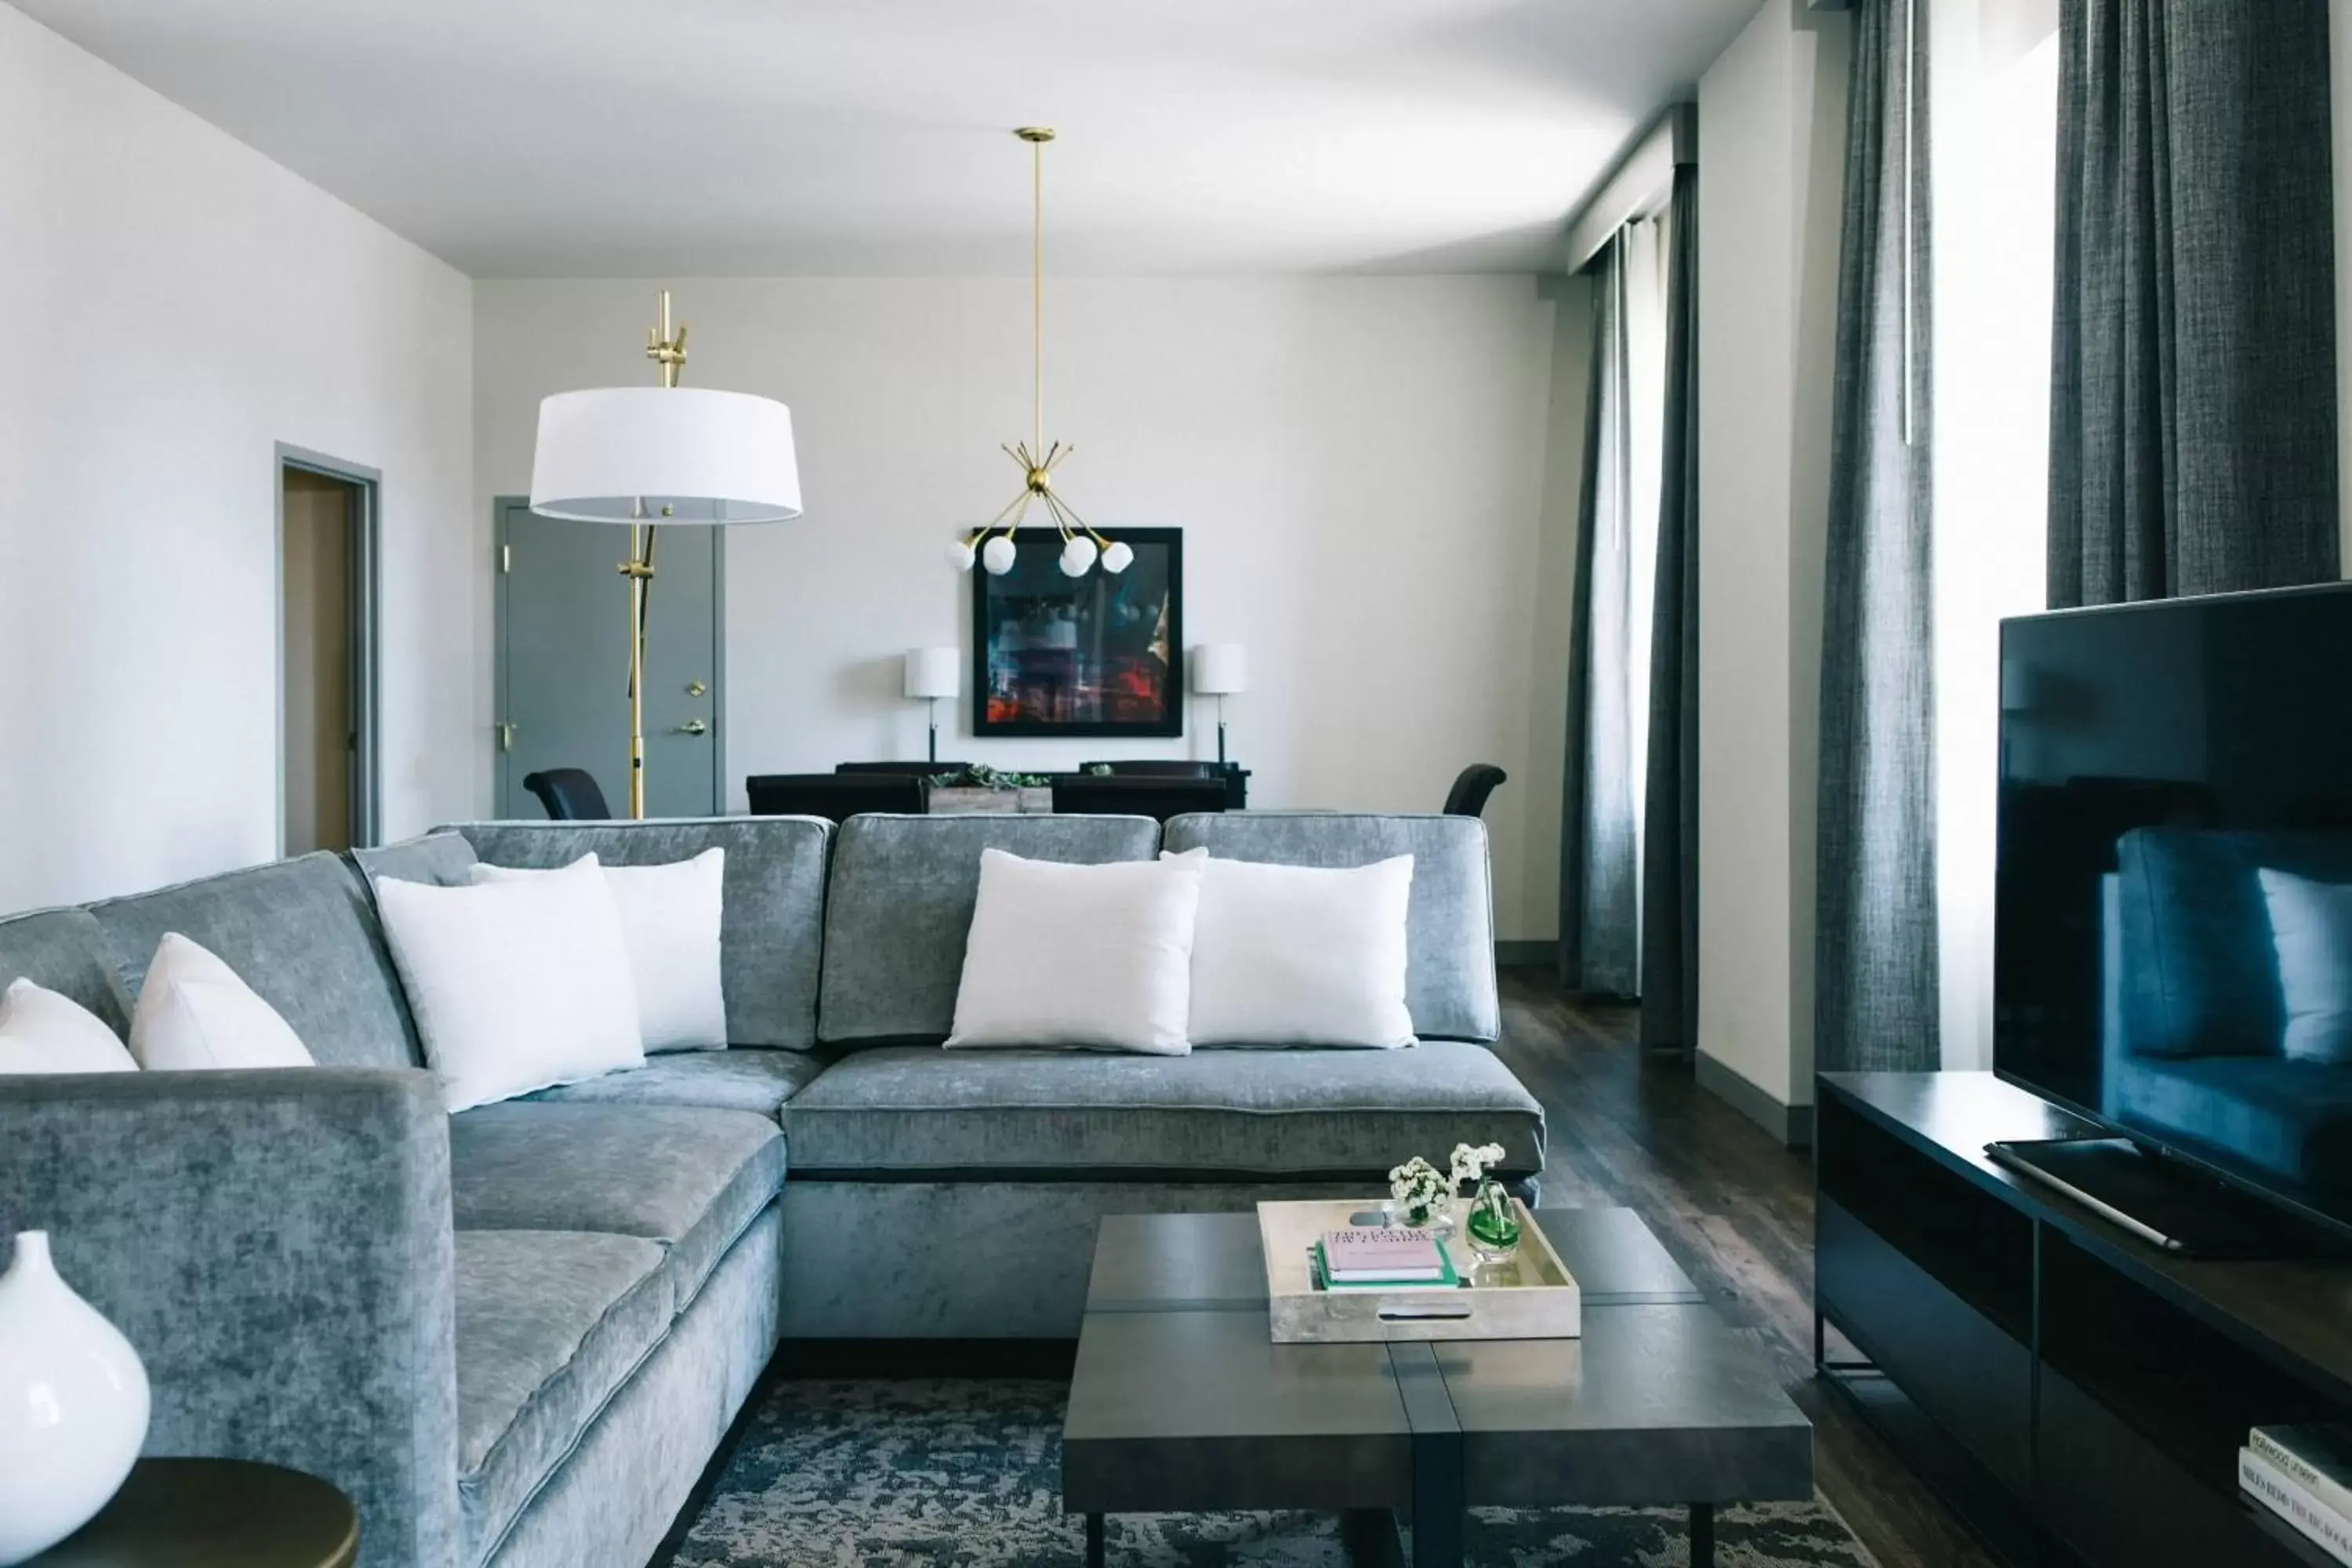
905 648 960 764
1192 644 1247 767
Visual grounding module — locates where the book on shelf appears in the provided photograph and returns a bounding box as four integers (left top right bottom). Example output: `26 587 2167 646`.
2241 1444 2352 1566
2254 1425 2352 1527
1314 1229 1461 1290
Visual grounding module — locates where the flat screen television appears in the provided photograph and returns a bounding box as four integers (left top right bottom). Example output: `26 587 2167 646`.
1996 581 2352 1240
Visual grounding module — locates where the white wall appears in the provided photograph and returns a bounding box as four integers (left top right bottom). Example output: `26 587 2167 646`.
0 2 475 911
474 277 1570 938
1694 0 1849 1119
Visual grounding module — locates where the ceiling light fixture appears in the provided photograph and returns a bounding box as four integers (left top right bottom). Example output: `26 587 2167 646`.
947 128 1130 579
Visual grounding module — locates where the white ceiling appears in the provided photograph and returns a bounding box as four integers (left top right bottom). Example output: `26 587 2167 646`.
16 0 1760 277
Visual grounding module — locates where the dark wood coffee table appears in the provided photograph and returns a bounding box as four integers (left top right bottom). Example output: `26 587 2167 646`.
1063 1205 1811 1567
28 1458 358 1567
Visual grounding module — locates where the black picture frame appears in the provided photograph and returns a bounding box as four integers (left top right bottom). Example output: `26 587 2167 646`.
971 527 1184 738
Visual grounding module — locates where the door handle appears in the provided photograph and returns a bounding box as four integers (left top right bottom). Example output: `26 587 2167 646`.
497 720 519 752
675 718 710 736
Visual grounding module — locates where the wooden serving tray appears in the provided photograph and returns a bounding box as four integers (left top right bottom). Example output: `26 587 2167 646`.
1256 1197 1581 1343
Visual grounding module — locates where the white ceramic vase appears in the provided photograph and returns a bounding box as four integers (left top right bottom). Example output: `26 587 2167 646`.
0 1231 151 1565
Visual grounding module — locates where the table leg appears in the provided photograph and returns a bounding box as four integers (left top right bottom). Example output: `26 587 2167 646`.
1084 1512 1105 1568
1689 1502 1715 1567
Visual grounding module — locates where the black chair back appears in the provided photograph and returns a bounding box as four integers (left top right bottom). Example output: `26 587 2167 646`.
746 772 924 825
1443 764 1508 819
836 760 971 776
522 768 612 822
1050 775 1229 825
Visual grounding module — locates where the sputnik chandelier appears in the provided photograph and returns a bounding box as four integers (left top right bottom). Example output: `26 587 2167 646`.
946 127 1131 579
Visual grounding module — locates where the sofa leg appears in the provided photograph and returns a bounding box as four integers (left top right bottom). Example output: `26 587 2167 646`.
1085 1511 1106 1567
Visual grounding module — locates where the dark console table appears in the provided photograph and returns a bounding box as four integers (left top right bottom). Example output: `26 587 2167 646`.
1817 1071 2352 1568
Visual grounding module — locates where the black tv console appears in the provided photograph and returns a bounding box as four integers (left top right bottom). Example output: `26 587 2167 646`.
1817 1071 2352 1568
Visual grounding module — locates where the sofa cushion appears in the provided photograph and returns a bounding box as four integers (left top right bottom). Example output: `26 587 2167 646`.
818 815 1162 1047
0 908 132 1037
1161 813 1501 1043
85 851 423 1069
452 819 831 1050
521 1048 829 1118
354 831 481 890
454 1230 672 1566
783 1042 1544 1179
449 1103 784 1305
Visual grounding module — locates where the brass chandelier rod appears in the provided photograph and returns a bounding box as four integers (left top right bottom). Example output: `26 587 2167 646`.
1031 125 1044 463
949 127 1127 577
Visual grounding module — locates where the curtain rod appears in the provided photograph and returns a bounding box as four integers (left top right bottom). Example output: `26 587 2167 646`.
1560 103 1697 277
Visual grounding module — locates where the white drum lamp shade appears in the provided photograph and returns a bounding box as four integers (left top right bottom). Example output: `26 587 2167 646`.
905 648 960 700
529 387 802 523
1193 644 1248 696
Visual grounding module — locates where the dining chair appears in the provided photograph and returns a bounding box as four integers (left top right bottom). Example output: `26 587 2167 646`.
521 768 612 821
1443 764 1508 818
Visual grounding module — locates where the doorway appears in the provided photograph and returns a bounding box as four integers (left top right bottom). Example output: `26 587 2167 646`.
495 497 724 819
278 448 381 853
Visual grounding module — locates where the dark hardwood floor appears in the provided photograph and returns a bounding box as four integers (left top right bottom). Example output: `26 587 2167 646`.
1491 970 1997 1568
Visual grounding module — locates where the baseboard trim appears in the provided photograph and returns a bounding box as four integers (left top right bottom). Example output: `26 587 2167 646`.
1696 1053 1814 1148
1496 940 1552 969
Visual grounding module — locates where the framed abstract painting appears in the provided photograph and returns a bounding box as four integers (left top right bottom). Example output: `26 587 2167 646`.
971 527 1182 737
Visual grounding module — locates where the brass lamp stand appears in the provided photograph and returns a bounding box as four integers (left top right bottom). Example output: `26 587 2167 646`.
619 293 688 819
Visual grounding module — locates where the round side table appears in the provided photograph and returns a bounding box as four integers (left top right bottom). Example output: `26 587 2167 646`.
28 1458 357 1567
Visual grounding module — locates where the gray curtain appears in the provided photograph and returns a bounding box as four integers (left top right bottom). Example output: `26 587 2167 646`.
1640 165 1699 1052
1816 0 1938 1075
2049 0 2338 605
1559 235 1639 996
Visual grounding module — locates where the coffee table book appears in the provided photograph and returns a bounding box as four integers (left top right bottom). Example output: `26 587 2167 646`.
1255 1197 1580 1344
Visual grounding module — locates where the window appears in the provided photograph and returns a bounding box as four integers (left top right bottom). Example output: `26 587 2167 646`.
1934 11 2061 1068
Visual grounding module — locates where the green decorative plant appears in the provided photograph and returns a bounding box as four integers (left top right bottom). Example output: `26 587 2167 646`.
928 764 1051 791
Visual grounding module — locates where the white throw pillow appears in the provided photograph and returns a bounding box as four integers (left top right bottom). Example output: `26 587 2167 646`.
0 979 136 1075
946 848 1204 1055
470 849 727 1052
129 934 316 1070
374 855 645 1112
1167 850 1417 1049
2259 867 2352 1063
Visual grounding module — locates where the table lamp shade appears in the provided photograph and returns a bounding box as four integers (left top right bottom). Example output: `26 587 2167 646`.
905 647 960 700
529 387 802 524
1193 644 1248 696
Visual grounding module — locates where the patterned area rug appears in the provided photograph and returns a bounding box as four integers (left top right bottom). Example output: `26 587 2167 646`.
673 1379 1878 1567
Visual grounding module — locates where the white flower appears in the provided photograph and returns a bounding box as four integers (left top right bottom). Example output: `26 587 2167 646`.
1449 1142 1507 1195
1388 1156 1447 1212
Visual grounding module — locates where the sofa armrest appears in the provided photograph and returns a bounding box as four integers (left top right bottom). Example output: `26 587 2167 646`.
0 1069 458 1568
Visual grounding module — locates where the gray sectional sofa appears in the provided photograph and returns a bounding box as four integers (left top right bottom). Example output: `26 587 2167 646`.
0 811 1545 1568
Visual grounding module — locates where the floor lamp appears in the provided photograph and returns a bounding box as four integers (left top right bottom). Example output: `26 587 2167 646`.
528 292 801 818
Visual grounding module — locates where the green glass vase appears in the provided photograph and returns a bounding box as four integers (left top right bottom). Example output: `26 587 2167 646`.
1465 1178 1522 1262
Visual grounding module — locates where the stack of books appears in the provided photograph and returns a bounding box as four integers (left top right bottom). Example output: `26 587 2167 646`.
1313 1226 1461 1291
2243 1423 2352 1563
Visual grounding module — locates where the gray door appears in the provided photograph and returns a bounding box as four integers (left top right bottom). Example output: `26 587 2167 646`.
496 499 723 819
